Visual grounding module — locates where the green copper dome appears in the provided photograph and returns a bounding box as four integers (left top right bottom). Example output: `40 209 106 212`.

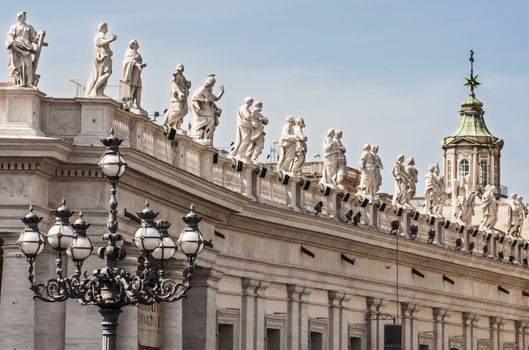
449 94 494 138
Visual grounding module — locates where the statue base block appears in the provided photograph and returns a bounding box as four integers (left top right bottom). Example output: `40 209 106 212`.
0 86 46 137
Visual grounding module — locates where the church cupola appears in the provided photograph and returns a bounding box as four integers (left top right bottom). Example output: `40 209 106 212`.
442 50 504 194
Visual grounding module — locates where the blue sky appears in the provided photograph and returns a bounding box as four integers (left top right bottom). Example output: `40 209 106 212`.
2 1 528 197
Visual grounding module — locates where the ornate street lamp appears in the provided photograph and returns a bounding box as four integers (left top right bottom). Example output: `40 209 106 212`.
17 129 209 350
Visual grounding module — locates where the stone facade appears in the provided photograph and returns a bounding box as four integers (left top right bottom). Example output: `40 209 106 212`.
2 86 529 350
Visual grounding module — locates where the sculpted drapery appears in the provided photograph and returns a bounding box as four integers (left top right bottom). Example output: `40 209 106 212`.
161 64 191 133
189 74 224 144
85 22 117 97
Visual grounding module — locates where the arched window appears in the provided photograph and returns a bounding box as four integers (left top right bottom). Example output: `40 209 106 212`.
447 160 452 189
480 160 488 187
459 159 469 178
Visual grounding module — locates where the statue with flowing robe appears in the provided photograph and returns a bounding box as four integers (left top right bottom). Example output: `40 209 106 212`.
290 117 307 177
121 40 146 113
230 97 254 160
320 129 338 188
276 116 296 173
392 154 410 208
404 157 418 206
5 11 44 88
479 185 498 232
85 22 117 97
358 144 377 197
507 193 521 237
189 74 224 144
246 101 268 163
334 130 347 188
372 145 383 193
161 64 191 133
519 196 528 235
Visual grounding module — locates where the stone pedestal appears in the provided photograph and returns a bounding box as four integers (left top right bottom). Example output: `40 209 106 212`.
73 97 120 146
0 86 46 136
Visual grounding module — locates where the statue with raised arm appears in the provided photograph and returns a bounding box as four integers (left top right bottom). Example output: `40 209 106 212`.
507 193 521 237
372 145 383 193
189 74 224 144
519 196 528 235
230 97 254 160
121 40 147 114
276 115 296 173
404 157 418 206
161 64 191 134
392 155 410 208
358 144 376 198
5 11 46 88
85 22 117 97
479 185 498 232
290 117 308 177
246 101 268 164
320 128 338 188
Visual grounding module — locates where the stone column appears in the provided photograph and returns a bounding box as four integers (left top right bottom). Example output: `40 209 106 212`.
489 317 503 350
462 312 479 350
433 308 449 350
328 291 345 350
401 303 418 350
287 284 312 350
182 267 224 350
340 294 353 350
514 320 527 350
162 260 185 350
241 278 270 350
366 297 384 350
0 233 36 350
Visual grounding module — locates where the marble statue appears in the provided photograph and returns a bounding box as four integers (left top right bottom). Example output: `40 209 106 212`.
320 129 338 188
404 157 418 205
392 155 410 208
290 117 307 177
5 11 45 88
334 130 347 188
479 185 498 232
85 22 117 97
246 101 268 163
507 193 521 237
189 74 224 144
121 40 147 114
230 97 254 160
372 145 383 193
519 196 527 234
276 116 296 173
358 145 377 198
161 64 191 134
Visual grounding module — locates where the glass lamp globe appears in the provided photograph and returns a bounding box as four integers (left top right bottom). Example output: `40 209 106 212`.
47 222 75 250
17 229 46 258
152 236 178 261
177 227 205 259
134 226 162 253
68 235 93 262
98 152 127 179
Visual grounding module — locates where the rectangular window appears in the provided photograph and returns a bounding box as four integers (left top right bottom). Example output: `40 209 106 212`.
350 337 361 350
420 345 429 350
310 332 323 350
266 329 281 350
218 324 234 350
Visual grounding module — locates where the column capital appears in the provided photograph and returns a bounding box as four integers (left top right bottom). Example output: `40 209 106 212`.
401 302 418 318
433 307 449 322
190 266 224 289
463 312 480 326
366 297 384 311
328 290 345 307
489 316 503 330
242 277 261 296
287 284 312 302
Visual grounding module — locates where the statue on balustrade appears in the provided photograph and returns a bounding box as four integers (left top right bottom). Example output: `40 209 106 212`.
334 130 347 189
404 157 418 206
320 129 339 189
479 184 498 232
276 115 296 173
450 172 475 225
372 145 383 193
424 162 446 216
392 154 410 208
161 64 191 135
507 193 522 237
121 40 147 114
358 144 377 198
85 22 117 97
290 117 308 177
230 97 254 160
246 101 268 164
189 74 224 145
519 196 528 235
5 11 46 88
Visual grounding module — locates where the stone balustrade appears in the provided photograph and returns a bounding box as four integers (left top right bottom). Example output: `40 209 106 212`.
2 87 526 270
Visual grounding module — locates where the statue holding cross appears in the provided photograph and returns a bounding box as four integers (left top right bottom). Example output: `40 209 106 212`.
5 11 47 88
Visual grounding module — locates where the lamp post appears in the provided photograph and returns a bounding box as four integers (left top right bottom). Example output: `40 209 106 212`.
16 129 209 350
